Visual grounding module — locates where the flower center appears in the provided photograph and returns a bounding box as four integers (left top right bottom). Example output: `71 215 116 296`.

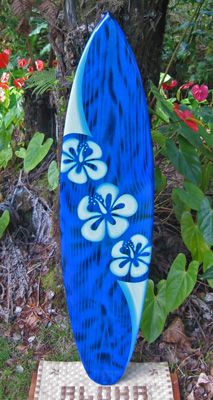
121 240 142 266
78 142 93 163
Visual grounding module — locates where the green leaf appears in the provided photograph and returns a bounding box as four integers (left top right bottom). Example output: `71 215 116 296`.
141 280 168 343
202 250 213 288
177 123 202 149
24 132 53 173
26 69 58 96
197 197 213 246
154 167 166 193
166 137 201 184
48 160 59 191
152 130 167 148
201 266 213 281
150 82 176 122
201 161 213 192
0 147 13 169
40 44 51 56
29 22 48 36
166 253 199 312
172 189 190 221
4 107 17 129
198 125 213 148
181 211 209 262
174 182 204 211
0 210 10 239
15 148 26 159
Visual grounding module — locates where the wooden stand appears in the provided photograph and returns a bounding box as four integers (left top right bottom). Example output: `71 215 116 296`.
29 361 180 400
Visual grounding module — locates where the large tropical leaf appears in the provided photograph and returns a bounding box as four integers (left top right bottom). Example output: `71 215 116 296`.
166 253 199 312
166 137 201 184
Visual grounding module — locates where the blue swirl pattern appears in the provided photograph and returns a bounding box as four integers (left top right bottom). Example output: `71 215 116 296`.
60 13 154 385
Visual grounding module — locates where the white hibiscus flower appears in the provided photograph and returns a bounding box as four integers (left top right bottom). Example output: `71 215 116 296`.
61 138 107 184
77 183 138 242
110 234 151 278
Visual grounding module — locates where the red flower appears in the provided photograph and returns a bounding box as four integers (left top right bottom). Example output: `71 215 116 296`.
1 72 10 83
173 103 198 132
179 81 194 90
27 66 34 73
13 78 25 88
191 84 208 102
35 59 44 71
18 58 27 68
0 82 9 90
162 80 178 90
0 49 10 68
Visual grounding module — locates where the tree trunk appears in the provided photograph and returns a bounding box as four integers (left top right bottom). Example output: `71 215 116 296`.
62 0 169 90
23 0 169 140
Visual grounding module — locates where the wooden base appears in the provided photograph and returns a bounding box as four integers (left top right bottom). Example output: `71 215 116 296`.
28 361 180 400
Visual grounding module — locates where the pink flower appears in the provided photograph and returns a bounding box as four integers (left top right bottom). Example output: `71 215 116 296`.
1 72 10 83
18 58 27 68
179 81 194 90
191 84 208 102
35 59 44 71
162 80 178 90
14 78 25 88
0 50 10 68
173 103 198 132
4 49 11 56
27 66 34 73
0 87 6 102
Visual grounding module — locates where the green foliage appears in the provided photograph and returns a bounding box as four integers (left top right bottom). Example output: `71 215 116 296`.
154 166 166 193
181 211 209 263
141 280 167 343
165 254 199 312
202 250 213 288
163 0 212 84
0 88 24 169
23 132 53 173
166 137 201 184
141 254 199 342
48 160 59 191
0 210 10 239
26 69 58 96
197 197 213 246
173 182 204 211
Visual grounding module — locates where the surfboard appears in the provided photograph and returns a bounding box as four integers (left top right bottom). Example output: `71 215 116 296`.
60 12 154 385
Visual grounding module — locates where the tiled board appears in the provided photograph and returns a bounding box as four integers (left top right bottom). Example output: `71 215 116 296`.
34 362 174 400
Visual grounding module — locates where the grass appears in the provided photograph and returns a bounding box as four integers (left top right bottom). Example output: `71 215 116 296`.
0 336 36 400
0 320 79 400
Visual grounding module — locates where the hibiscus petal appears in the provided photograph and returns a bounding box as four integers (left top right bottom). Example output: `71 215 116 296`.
61 155 76 173
86 141 102 159
138 245 152 264
113 194 138 217
131 234 149 251
110 259 130 277
67 165 87 184
77 196 101 220
130 261 148 278
62 138 79 156
81 218 105 242
107 217 129 239
111 240 125 257
96 183 119 204
84 160 107 181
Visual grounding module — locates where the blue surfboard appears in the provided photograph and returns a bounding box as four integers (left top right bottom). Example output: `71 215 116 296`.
60 12 154 385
